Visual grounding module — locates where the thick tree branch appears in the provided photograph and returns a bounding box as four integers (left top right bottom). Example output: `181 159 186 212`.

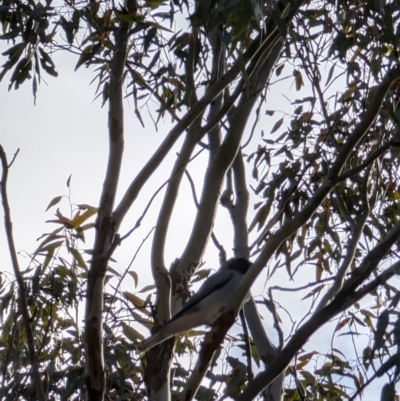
228 149 286 400
151 31 206 320
185 165 227 259
179 35 285 274
177 35 286 401
144 130 203 399
0 146 46 401
178 311 236 401
151 127 202 319
84 22 128 401
244 299 285 401
206 25 225 160
228 134 285 401
145 30 208 399
144 35 210 401
231 150 250 258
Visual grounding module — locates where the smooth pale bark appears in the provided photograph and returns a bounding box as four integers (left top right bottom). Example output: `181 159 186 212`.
177 32 287 401
84 23 128 401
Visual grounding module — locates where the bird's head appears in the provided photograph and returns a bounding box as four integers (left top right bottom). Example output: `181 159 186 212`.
223 257 252 275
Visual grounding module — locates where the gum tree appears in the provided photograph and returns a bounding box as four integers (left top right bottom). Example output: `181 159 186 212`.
1 0 400 400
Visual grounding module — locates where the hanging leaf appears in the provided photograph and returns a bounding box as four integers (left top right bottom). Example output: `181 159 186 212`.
372 309 389 354
335 317 352 332
45 196 63 212
39 48 58 77
293 69 304 91
69 247 87 270
128 271 139 287
54 208 73 227
75 42 101 71
122 322 144 342
138 285 156 293
66 174 72 188
123 291 147 310
275 63 285 76
145 0 167 10
33 232 64 256
42 247 56 269
71 207 98 228
270 117 284 134
325 63 336 86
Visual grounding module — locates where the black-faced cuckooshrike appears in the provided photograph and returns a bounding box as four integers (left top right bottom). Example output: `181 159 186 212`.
137 257 252 352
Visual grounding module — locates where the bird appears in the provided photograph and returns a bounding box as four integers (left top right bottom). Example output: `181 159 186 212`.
137 257 252 353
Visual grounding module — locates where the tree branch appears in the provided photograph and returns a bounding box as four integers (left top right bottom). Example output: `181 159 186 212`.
185 169 227 264
0 145 46 401
178 310 236 401
335 139 400 183
176 34 287 401
315 166 373 311
206 25 225 160
329 66 400 178
237 238 400 401
233 65 400 317
179 35 285 273
151 127 201 320
240 308 254 381
84 22 128 401
231 150 250 258
112 1 303 229
227 138 286 401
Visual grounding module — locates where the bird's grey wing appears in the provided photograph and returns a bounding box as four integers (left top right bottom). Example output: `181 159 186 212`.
171 270 235 321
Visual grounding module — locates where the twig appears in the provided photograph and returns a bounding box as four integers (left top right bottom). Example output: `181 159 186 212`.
8 148 20 168
120 180 169 241
269 274 338 293
335 139 400 183
315 165 373 312
234 65 400 320
236 244 400 400
0 145 46 401
239 309 254 381
120 147 207 248
267 288 284 349
105 226 155 323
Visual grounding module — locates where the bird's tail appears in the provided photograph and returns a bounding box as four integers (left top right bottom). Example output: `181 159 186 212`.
136 325 175 353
